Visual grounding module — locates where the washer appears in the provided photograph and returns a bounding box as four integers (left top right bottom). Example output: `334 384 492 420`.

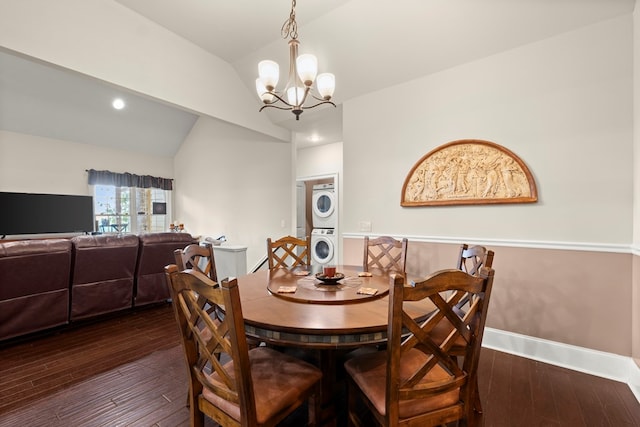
312 183 336 229
311 228 337 266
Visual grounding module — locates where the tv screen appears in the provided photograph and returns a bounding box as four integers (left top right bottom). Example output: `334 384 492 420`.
0 192 94 236
152 202 167 215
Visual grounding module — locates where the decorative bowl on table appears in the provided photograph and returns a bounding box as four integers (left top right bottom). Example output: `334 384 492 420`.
315 272 345 284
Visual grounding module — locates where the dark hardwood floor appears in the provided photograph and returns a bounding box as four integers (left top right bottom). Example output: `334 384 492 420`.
1 304 639 426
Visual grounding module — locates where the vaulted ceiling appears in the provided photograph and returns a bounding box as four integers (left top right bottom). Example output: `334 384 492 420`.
0 0 634 154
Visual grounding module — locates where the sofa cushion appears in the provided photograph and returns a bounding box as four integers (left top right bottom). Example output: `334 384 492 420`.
134 232 197 306
70 234 139 320
0 239 72 340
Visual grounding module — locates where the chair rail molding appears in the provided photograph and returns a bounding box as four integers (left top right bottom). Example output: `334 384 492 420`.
343 233 630 254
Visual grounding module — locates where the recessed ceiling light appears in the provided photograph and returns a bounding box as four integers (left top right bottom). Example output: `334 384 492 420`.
309 134 320 143
112 98 125 110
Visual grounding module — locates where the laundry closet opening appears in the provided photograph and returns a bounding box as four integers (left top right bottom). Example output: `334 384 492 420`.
296 175 338 268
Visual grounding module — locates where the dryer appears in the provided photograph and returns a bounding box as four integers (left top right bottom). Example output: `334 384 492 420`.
312 183 336 229
311 228 337 266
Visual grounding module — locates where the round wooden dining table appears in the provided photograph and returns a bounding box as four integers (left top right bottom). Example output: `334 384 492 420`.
235 265 433 426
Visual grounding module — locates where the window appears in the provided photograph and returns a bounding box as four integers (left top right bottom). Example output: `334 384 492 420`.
93 185 170 234
87 169 173 234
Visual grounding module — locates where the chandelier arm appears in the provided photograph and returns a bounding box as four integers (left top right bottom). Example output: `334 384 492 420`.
262 91 295 108
309 93 334 103
259 104 299 112
300 100 337 110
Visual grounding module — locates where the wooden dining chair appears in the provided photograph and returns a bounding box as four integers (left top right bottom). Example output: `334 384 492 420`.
267 235 311 269
457 243 494 276
174 242 218 282
164 265 322 427
344 268 495 427
174 242 222 334
429 243 495 414
363 236 408 273
174 242 261 357
452 244 495 313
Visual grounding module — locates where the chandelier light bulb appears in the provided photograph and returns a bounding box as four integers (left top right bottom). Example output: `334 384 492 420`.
287 86 305 105
316 73 336 100
255 79 275 104
296 54 318 86
258 60 279 91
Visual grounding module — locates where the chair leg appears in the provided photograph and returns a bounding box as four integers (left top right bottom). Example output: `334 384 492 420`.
346 378 366 427
192 396 205 427
308 383 321 427
457 355 482 414
473 378 482 414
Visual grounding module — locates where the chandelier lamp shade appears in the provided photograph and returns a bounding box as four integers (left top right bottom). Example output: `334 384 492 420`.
255 0 336 120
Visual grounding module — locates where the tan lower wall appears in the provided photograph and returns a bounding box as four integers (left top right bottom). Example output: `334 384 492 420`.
343 237 632 357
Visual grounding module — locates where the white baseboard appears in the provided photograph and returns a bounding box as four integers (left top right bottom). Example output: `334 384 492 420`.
483 327 640 402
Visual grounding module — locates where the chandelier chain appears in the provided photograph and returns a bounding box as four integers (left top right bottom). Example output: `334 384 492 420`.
281 0 298 40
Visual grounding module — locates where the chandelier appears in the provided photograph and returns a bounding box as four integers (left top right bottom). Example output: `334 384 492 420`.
255 0 336 120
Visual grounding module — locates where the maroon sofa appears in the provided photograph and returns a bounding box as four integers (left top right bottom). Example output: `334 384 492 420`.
0 232 197 343
134 232 197 306
0 239 72 341
70 234 139 321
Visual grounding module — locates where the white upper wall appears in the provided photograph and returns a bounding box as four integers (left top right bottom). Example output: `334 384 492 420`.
0 0 289 142
0 130 173 195
296 142 343 180
343 15 633 245
173 116 293 269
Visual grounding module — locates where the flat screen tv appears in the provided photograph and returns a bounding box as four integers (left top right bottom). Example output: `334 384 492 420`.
0 192 94 236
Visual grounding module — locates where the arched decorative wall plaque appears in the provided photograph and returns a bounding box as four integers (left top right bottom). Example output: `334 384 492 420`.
401 139 537 206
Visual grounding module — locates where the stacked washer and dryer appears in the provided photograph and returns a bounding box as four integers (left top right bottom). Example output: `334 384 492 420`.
310 183 338 266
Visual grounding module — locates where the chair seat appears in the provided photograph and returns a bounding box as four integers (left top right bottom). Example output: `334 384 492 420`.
203 346 322 425
344 348 459 419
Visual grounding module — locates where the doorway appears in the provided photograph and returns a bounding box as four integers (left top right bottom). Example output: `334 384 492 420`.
296 174 338 265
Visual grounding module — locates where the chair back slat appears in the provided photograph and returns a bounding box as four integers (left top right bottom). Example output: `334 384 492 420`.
453 243 495 318
174 242 218 282
174 242 222 326
457 243 494 276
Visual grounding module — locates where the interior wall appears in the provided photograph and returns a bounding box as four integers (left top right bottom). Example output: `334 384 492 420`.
173 116 292 271
341 15 634 356
297 142 344 179
343 15 632 243
343 238 632 356
0 130 173 196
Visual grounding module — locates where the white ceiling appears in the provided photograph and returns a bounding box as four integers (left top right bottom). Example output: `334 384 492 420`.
0 0 635 154
0 51 199 156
